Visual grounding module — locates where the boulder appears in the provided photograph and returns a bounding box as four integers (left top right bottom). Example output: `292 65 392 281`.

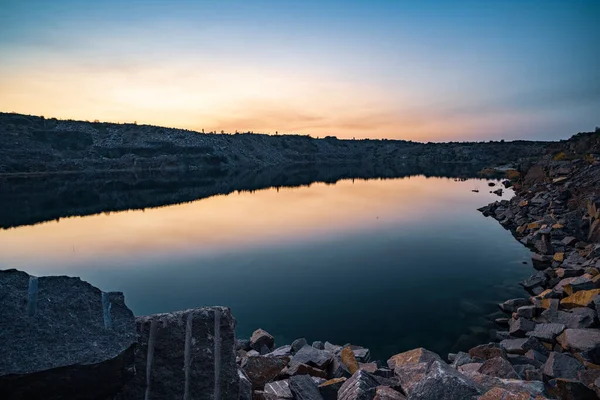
509 318 536 337
542 352 584 380
119 307 239 399
556 329 600 363
312 341 325 350
477 387 548 400
387 348 442 369
327 356 352 379
562 236 578 246
341 347 360 374
516 306 536 319
540 308 595 329
373 386 406 400
564 276 597 295
452 351 473 367
286 362 328 379
468 343 507 361
373 368 395 378
318 377 346 400
351 347 371 363
251 329 275 352
269 345 293 358
524 350 548 366
398 360 483 399
242 355 286 389
561 289 600 308
358 362 378 373
499 299 530 313
477 357 520 379
556 268 583 279
337 370 379 400
289 374 324 400
534 236 554 255
547 378 598 400
292 345 332 369
291 338 308 354
0 269 136 400
525 323 566 342
323 342 342 353
264 379 292 399
500 337 548 356
239 370 253 400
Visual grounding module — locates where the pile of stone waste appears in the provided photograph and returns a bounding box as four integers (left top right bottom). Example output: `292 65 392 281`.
473 158 600 399
237 328 568 399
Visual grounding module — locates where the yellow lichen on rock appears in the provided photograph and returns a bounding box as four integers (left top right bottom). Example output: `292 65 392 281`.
560 289 600 309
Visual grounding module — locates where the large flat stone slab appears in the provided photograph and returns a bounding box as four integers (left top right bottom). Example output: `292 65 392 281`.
0 269 136 399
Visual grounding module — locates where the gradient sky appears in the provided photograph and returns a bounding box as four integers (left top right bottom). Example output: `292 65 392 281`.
1 0 598 141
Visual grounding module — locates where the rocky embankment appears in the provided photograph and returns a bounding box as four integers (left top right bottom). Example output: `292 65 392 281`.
0 112 546 174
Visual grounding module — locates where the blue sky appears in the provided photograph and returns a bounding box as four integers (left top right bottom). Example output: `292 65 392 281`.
0 0 598 141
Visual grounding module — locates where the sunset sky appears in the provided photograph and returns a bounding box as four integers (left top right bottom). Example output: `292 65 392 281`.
1 0 598 141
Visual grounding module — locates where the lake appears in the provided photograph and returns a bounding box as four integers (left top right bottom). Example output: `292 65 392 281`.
0 174 532 360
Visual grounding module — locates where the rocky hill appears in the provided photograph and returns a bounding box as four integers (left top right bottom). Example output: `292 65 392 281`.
0 112 548 174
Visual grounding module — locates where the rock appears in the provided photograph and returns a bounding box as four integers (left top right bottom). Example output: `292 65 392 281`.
459 363 483 374
269 345 293 358
477 386 547 400
323 342 342 353
556 268 583 279
556 329 600 363
291 338 308 354
495 318 510 326
564 276 597 295
264 379 292 399
525 323 566 342
238 339 252 351
358 362 378 373
554 252 565 262
251 329 275 352
542 352 584 379
468 343 507 361
540 308 595 329
340 347 360 374
477 357 520 379
534 236 554 255
373 368 395 378
373 386 406 400
547 378 598 400
562 236 578 246
499 299 530 313
292 346 332 370
524 350 548 366
0 269 137 400
248 350 260 357
516 306 536 319
492 330 511 341
337 370 379 400
509 318 536 337
387 347 442 369
327 356 352 379
287 362 328 379
561 289 600 308
239 370 253 400
243 355 286 389
318 377 346 400
118 307 238 400
312 341 325 350
398 360 483 399
452 351 473 367
531 253 552 270
254 390 267 399
519 275 546 293
500 337 548 356
351 347 371 363
578 369 600 391
289 374 324 400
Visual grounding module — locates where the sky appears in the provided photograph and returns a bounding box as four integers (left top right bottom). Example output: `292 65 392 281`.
0 0 598 141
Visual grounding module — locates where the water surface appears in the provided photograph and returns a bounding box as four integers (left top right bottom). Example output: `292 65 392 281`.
0 176 531 359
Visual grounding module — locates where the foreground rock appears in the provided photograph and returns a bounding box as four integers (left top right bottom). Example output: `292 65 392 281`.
0 269 136 400
117 307 239 399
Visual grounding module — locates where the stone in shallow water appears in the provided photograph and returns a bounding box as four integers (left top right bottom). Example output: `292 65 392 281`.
118 307 239 399
0 269 136 400
499 298 530 313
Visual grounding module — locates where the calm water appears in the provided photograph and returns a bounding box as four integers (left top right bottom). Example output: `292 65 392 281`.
0 176 532 360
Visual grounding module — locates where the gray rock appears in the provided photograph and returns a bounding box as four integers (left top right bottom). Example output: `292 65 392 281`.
351 347 371 363
327 356 352 379
467 343 506 361
534 236 554 255
0 269 136 400
269 345 293 358
540 308 595 329
499 298 529 313
291 338 308 354
566 275 596 293
318 377 346 400
562 236 578 246
237 339 252 351
524 349 548 366
264 379 292 399
519 275 546 292
337 370 379 400
556 329 600 364
500 337 548 355
542 352 584 379
399 360 483 400
373 386 406 400
242 355 286 389
373 368 394 378
251 329 275 352
525 323 566 342
239 369 253 400
292 345 333 369
323 341 342 353
494 317 509 326
516 305 536 319
286 361 328 379
289 374 324 400
451 352 473 367
118 307 238 400
477 357 519 379
547 378 598 400
312 341 325 350
509 318 536 337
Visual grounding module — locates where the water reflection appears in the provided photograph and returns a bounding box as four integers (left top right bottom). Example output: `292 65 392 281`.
0 170 530 360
